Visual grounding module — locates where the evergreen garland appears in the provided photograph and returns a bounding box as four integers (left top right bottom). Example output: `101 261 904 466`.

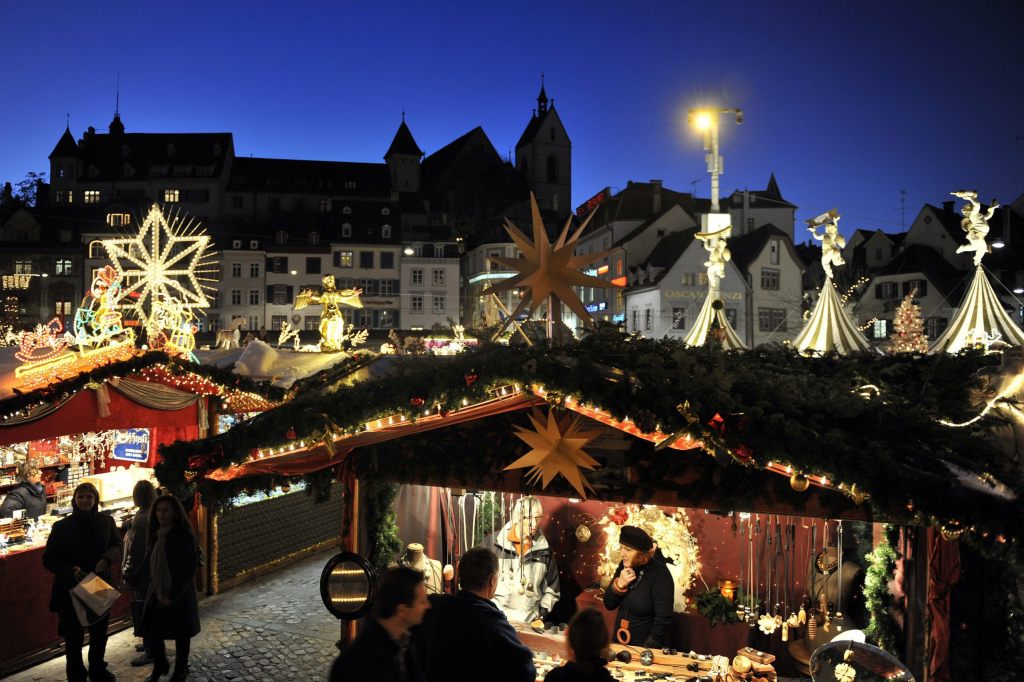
864 523 901 652
695 588 744 627
361 478 403 574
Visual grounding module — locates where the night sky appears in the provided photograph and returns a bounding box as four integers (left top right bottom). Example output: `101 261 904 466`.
3 1 1022 240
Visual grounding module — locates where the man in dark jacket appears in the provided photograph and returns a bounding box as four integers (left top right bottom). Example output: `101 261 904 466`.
330 566 430 682
415 547 536 682
602 525 675 648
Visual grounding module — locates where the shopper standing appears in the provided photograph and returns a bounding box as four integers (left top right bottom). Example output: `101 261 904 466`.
544 608 613 681
0 462 46 519
122 479 158 666
141 494 201 682
42 481 122 682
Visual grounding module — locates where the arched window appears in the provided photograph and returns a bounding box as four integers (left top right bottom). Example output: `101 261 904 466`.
89 240 106 258
546 155 559 183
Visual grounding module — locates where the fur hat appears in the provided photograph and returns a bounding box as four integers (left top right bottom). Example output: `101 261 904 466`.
618 525 653 552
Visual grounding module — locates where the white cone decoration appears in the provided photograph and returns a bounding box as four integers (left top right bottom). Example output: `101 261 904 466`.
928 266 1024 354
683 294 747 350
794 278 873 354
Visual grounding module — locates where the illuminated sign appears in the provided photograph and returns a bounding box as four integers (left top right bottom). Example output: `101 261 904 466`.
612 313 625 323
111 428 150 462
360 298 397 307
2 275 32 289
596 264 609 276
664 290 743 300
576 188 611 216
585 302 607 313
610 276 628 287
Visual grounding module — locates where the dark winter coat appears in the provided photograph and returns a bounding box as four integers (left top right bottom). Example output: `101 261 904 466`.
544 661 614 682
0 481 47 519
140 528 201 640
330 617 424 682
42 509 122 613
602 549 674 648
415 590 536 682
121 506 151 592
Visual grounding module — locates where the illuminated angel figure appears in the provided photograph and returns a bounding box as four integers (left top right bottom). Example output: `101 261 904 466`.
294 275 364 352
806 209 846 279
74 265 129 348
953 190 998 267
694 226 732 291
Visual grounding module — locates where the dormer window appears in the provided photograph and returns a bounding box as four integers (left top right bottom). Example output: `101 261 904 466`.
309 231 320 245
382 224 392 239
163 189 180 203
106 212 130 226
345 181 356 190
166 143 176 157
342 223 352 238
276 230 288 245
381 207 391 216
342 206 352 215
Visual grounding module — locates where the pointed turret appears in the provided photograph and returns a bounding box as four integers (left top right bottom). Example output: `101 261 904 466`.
384 119 424 159
385 117 422 193
537 81 549 114
49 126 79 158
765 172 782 199
109 113 125 136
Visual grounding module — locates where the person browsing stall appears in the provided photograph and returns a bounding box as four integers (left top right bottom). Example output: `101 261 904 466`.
0 462 46 519
42 482 122 682
601 525 674 649
330 567 430 682
544 608 614 682
415 547 536 682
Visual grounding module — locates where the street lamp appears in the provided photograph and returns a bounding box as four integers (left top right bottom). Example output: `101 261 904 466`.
687 107 743 213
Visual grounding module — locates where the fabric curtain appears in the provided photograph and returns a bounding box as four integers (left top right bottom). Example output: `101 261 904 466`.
927 527 961 682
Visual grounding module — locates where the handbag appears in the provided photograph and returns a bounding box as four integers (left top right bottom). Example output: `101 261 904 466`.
70 572 121 626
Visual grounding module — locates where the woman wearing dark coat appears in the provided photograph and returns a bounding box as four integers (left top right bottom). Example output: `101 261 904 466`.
544 608 614 682
602 526 675 649
0 463 47 519
42 481 122 682
141 494 201 682
122 479 158 666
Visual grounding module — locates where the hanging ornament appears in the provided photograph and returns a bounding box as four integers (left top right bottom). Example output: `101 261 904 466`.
757 613 779 634
575 524 592 542
410 397 425 407
464 371 478 387
941 524 965 542
504 408 602 499
798 605 807 625
790 472 810 492
286 426 297 440
443 564 455 581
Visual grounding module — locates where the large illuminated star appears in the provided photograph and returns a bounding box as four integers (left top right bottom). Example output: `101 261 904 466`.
484 194 620 332
103 204 218 324
505 408 603 499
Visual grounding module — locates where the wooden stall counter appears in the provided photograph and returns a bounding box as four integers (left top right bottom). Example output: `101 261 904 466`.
0 544 132 676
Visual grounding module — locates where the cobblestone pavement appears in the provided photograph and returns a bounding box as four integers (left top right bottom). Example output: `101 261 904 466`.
9 548 341 682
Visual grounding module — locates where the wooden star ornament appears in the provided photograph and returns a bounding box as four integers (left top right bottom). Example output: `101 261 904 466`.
505 407 603 499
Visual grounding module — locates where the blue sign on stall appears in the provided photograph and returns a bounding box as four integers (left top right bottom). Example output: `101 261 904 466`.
111 428 150 463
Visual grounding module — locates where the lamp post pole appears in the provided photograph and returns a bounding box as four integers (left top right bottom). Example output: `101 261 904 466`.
688 108 743 214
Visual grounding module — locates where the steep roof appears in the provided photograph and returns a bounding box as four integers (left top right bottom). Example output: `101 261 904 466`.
516 107 559 149
384 120 424 159
627 228 699 290
728 224 799 272
873 243 967 299
228 157 391 197
588 182 694 227
613 204 696 247
726 174 797 209
49 127 79 158
71 130 234 181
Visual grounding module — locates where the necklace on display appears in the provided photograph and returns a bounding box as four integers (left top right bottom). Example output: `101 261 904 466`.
815 549 839 576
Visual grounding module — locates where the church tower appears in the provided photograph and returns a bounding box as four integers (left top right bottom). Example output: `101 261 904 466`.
515 79 571 216
384 116 423 193
48 124 80 205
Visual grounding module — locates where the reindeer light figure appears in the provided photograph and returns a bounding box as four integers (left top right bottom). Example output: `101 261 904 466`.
216 317 246 350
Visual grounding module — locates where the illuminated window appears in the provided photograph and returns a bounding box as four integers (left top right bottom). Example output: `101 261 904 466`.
84 190 101 204
335 251 353 268
872 319 889 339
163 189 180 203
55 300 72 316
106 213 131 227
55 259 73 276
379 310 394 328
89 241 105 258
14 260 32 274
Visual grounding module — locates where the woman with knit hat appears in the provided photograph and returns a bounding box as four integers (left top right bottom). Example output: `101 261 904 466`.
601 525 675 648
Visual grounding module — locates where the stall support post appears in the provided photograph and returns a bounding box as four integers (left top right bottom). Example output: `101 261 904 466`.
338 474 360 648
195 497 210 595
904 526 929 681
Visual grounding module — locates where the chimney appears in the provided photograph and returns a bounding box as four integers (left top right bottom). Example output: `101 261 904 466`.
651 179 662 214
942 200 955 213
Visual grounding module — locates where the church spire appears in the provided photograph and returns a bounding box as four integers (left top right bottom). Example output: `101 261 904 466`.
537 73 548 114
109 73 125 135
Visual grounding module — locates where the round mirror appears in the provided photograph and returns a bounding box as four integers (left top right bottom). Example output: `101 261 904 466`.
810 639 914 682
319 552 377 620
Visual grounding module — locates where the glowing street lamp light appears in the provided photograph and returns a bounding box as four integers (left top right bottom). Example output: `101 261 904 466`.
687 107 743 213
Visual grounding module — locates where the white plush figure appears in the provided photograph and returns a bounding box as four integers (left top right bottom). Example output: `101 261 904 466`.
953 190 998 267
807 209 846 279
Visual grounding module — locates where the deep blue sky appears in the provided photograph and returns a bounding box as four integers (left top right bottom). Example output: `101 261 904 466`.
3 1 1022 241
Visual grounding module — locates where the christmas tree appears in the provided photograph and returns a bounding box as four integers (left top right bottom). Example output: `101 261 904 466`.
889 290 928 353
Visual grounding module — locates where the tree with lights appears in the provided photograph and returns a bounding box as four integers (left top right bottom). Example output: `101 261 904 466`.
889 290 928 353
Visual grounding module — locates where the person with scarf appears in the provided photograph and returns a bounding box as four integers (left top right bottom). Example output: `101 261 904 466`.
1 462 47 519
141 494 201 682
42 481 122 682
602 525 675 648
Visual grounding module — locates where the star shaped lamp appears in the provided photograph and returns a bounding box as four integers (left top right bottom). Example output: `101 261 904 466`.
103 204 218 326
484 194 620 337
505 408 603 499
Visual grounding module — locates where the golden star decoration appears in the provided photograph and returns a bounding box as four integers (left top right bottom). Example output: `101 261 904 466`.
484 193 620 330
103 204 218 325
504 407 603 499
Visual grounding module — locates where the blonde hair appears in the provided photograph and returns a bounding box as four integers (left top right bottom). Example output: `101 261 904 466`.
17 462 41 482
